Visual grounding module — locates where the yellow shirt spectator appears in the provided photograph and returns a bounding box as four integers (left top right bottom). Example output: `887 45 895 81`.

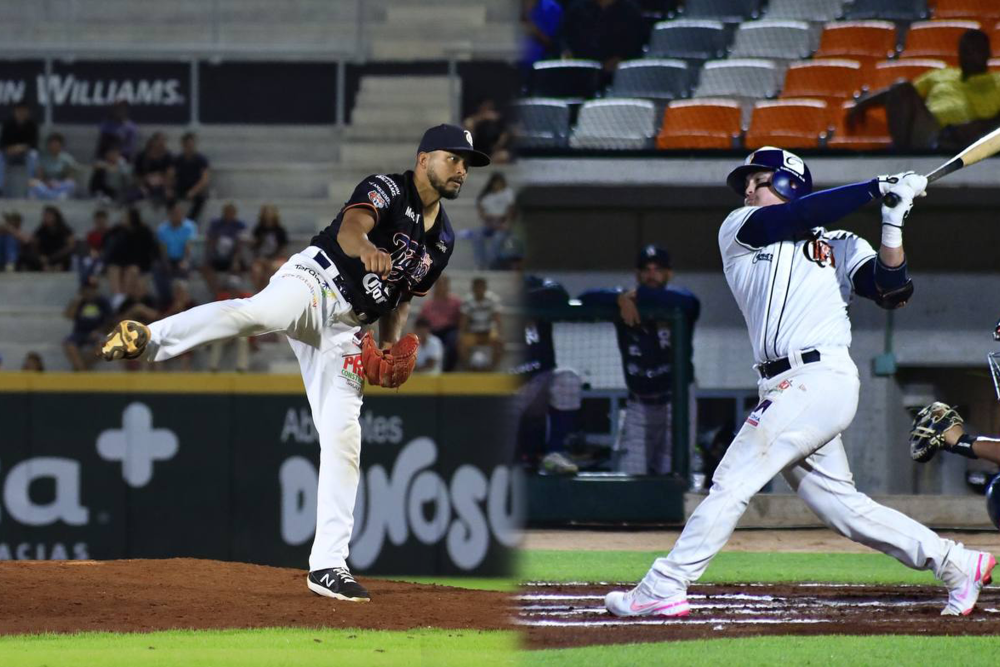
913 68 1000 127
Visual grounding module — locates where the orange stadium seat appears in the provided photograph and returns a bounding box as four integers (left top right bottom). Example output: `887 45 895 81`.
865 58 948 90
828 100 893 150
656 99 742 149
989 57 1000 71
992 21 1000 50
931 0 1000 22
744 99 830 149
899 20 981 64
780 60 865 121
814 21 898 65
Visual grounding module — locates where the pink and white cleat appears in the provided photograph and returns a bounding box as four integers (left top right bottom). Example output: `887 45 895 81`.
604 583 690 618
941 550 996 616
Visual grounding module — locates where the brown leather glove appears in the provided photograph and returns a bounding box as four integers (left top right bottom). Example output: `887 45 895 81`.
360 331 419 388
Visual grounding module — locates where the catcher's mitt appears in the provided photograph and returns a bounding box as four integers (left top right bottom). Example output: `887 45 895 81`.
909 401 964 462
360 331 419 388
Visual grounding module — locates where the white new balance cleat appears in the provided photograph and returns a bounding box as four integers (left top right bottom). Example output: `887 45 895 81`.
605 583 690 618
941 550 996 616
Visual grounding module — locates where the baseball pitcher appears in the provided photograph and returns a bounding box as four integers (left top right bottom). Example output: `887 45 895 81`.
606 147 996 618
100 125 491 602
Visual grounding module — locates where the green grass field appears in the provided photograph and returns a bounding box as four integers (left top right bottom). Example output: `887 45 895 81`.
519 548 1000 665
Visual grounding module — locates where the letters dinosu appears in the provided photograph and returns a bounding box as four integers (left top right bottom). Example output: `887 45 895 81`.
279 437 522 571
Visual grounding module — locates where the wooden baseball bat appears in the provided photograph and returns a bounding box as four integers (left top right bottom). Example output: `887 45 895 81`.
884 125 1000 207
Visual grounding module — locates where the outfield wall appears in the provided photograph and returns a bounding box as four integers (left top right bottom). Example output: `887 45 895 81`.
0 373 520 575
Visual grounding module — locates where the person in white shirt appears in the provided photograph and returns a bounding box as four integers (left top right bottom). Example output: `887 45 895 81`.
460 276 504 371
473 173 515 269
605 146 995 619
413 318 444 375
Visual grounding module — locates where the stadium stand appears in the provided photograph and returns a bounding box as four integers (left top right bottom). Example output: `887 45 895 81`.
511 99 572 149
744 98 830 148
931 0 1000 22
898 20 982 63
646 19 731 62
530 60 604 101
655 99 742 149
568 99 658 150
765 0 848 23
844 0 930 21
728 20 816 63
779 59 865 121
681 0 763 23
813 21 899 64
607 59 693 102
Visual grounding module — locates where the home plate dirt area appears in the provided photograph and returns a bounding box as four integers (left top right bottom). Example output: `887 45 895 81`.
0 559 512 635
518 582 1000 648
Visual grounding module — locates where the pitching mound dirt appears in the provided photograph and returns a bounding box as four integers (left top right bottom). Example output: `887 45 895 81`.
0 559 512 635
520 583 1000 648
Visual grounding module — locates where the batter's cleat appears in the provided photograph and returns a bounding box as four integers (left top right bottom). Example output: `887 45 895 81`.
307 567 371 602
941 550 996 616
605 583 690 618
101 320 150 361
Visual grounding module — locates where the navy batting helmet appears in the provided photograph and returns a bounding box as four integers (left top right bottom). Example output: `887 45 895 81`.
987 473 1000 530
726 146 813 201
637 244 671 270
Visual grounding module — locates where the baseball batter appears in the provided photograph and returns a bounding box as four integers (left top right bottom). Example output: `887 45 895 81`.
606 147 996 618
100 124 490 602
580 245 700 475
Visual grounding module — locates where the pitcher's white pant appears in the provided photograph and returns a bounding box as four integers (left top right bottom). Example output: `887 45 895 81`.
642 346 968 596
145 247 365 572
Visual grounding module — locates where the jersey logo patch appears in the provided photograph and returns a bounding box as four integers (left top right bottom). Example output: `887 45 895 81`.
368 190 388 209
803 239 835 268
746 399 772 427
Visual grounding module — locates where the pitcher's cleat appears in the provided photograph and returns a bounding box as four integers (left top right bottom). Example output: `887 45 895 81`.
605 583 690 617
307 567 371 602
101 320 151 361
941 550 996 616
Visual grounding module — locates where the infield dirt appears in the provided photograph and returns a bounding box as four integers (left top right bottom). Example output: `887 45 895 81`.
0 558 512 635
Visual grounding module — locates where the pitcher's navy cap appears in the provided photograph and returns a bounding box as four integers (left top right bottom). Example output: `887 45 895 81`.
418 124 491 167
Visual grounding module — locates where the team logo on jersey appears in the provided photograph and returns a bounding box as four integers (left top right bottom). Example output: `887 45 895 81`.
363 273 389 303
746 399 772 427
368 190 388 209
386 232 432 287
752 251 773 264
435 240 448 253
803 239 835 268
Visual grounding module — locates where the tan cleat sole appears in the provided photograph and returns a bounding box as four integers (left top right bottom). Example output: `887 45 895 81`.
101 320 151 361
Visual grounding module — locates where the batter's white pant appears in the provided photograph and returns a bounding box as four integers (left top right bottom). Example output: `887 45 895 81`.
145 247 366 572
642 346 969 596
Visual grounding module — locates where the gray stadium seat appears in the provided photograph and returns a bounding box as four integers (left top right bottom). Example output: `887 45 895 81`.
647 19 731 61
531 60 603 101
692 59 781 99
608 59 692 101
568 99 658 150
683 0 763 23
765 0 847 23
730 20 815 61
844 0 929 21
511 99 571 149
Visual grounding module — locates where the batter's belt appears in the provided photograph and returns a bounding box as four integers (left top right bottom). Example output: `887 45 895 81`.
756 349 821 379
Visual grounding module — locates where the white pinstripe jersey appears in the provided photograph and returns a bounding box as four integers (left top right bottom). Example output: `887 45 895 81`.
719 206 877 365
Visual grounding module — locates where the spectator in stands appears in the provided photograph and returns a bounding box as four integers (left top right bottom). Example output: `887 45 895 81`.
173 132 210 222
24 205 75 272
28 133 79 201
207 275 252 373
463 99 510 163
159 279 197 372
0 211 29 271
89 140 135 205
413 318 445 375
78 209 109 283
134 132 174 208
115 266 160 325
96 100 138 161
104 208 159 310
459 276 505 371
154 200 198 305
250 203 288 291
63 275 112 372
521 0 564 71
202 202 247 294
848 29 1000 151
473 173 516 270
561 0 645 74
419 274 463 371
21 352 44 372
0 102 39 197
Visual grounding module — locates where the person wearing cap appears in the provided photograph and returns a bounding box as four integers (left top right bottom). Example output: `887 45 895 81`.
98 124 490 603
579 245 700 475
